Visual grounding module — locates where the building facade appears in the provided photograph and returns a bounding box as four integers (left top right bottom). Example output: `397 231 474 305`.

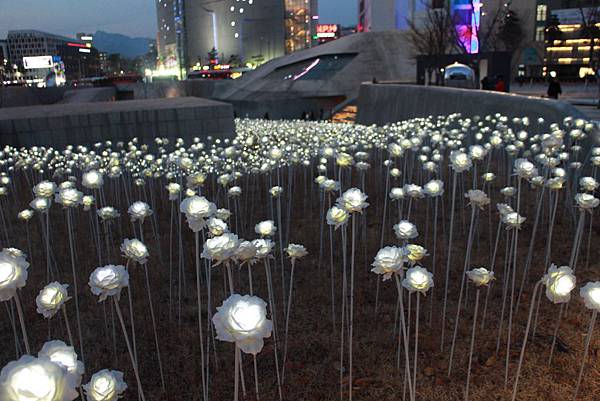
357 0 426 32
155 0 286 74
538 0 600 79
284 0 318 54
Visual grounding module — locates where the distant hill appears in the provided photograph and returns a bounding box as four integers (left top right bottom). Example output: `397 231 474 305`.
93 31 155 58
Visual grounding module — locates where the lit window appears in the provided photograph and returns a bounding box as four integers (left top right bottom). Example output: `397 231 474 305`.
536 26 545 41
537 4 547 22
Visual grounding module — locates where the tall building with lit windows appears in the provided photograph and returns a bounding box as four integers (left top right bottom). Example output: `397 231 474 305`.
538 0 600 79
284 0 318 54
156 0 285 72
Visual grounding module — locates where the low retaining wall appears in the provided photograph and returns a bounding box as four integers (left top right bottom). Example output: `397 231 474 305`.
356 83 588 126
0 97 235 148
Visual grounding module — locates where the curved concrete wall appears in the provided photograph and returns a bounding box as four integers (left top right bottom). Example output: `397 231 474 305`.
356 83 589 126
0 87 67 108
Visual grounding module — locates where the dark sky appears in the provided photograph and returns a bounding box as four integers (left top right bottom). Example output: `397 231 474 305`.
0 0 357 39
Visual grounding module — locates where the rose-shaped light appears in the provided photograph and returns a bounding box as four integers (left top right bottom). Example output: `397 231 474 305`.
82 170 103 190
285 244 308 260
580 177 599 192
38 341 84 387
423 180 444 197
502 212 526 230
128 201 152 224
500 186 517 197
336 188 369 213
252 239 274 259
83 369 127 401
450 151 472 172
18 210 34 221
255 220 277 237
320 179 340 193
0 249 29 302
55 188 83 208
406 244 428 263
33 181 57 198
394 220 418 240
82 196 95 211
97 207 119 222
269 186 283 197
201 233 240 265
389 187 405 201
402 266 433 294
207 217 228 237
580 282 600 310
235 241 258 266
326 205 349 229
180 195 216 232
466 268 494 286
514 158 538 179
36 282 70 319
575 193 600 211
216 209 231 221
0 355 78 401
543 264 576 304
403 184 424 199
228 186 242 197
166 183 181 201
212 294 273 354
466 189 490 209
120 239 149 265
30 197 51 213
371 246 406 281
88 265 129 302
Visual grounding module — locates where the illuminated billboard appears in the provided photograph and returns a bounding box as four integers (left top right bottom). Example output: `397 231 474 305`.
452 0 481 54
23 56 54 69
316 24 340 43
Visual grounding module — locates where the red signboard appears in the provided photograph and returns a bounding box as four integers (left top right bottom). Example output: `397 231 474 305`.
317 24 339 34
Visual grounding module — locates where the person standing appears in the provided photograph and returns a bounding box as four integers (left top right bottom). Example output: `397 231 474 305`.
547 76 562 99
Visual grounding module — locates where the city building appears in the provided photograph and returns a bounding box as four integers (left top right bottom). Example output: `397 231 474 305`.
539 0 600 79
6 30 100 85
284 0 318 53
316 24 341 45
155 0 179 70
357 0 426 32
155 0 286 75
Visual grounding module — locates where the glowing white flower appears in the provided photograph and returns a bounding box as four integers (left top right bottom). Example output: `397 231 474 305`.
180 196 216 232
186 173 206 189
82 170 103 190
466 268 494 286
120 239 149 265
235 241 258 265
228 186 242 197
389 187 405 200
128 201 152 224
450 151 472 172
252 239 274 259
580 282 600 310
0 355 78 401
394 220 418 240
402 266 434 294
88 265 129 302
30 197 51 213
542 264 576 304
497 203 514 216
17 210 34 221
0 249 29 302
336 152 354 167
502 212 526 230
406 244 428 263
55 188 83 208
36 282 70 319
212 294 273 354
326 205 349 229
216 208 231 221
38 341 84 387
285 244 308 259
320 179 340 193
336 188 369 213
580 177 599 192
403 184 424 199
166 183 181 201
97 207 119 222
255 220 276 237
201 233 240 265
269 186 283 197
575 193 600 211
82 196 95 211
33 181 57 198
514 158 538 179
423 180 444 197
466 189 490 209
83 369 127 401
482 173 496 182
371 246 406 281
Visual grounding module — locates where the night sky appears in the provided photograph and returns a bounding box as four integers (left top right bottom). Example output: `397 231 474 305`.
0 0 358 39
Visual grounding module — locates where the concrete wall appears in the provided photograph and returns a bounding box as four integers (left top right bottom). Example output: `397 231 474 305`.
0 87 67 108
0 97 235 148
356 83 589 126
